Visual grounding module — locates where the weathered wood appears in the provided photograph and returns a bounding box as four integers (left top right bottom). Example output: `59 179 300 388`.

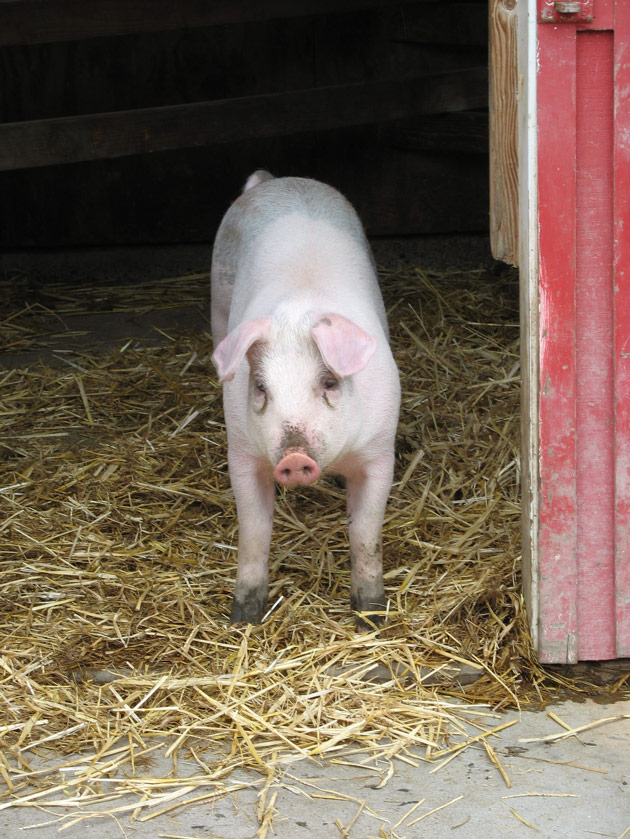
534 0 630 662
353 139 489 236
0 68 488 171
575 31 616 660
388 112 488 155
0 10 389 123
613 3 630 657
0 2 491 246
545 659 630 686
0 124 490 246
536 19 579 663
391 2 487 46
489 0 519 266
518 0 539 653
0 0 426 46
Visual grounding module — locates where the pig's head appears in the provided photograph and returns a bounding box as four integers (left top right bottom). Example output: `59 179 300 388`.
212 311 376 486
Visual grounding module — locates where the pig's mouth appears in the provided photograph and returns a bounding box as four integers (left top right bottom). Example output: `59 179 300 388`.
274 447 321 487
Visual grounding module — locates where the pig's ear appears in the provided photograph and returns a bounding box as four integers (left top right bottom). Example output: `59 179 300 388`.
311 313 376 377
212 318 270 382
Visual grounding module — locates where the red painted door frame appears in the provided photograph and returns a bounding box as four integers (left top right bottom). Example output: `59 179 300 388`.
536 0 630 661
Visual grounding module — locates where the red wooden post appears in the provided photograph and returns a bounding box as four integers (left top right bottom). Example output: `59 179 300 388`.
614 2 630 657
536 0 630 661
575 27 616 660
537 10 579 662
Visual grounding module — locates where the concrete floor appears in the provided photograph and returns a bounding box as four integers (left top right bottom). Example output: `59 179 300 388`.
1 243 628 838
0 699 627 838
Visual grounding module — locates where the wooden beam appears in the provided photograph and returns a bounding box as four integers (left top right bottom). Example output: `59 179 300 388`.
0 0 426 46
518 0 539 653
0 68 487 171
536 20 579 663
392 2 487 46
489 0 519 266
614 0 630 657
388 112 488 155
574 30 616 660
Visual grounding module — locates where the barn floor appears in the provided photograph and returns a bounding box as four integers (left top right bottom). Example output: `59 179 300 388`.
1 241 628 838
0 698 627 839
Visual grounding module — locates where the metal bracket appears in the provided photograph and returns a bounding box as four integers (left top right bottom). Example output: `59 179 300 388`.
539 0 593 23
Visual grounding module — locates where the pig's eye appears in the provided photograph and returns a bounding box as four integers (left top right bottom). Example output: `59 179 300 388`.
321 374 340 407
252 379 267 412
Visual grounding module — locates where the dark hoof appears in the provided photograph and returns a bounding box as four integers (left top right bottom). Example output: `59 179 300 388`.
230 589 267 624
351 590 387 632
354 611 385 632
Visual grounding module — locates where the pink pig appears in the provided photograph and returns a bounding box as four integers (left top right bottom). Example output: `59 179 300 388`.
211 171 400 627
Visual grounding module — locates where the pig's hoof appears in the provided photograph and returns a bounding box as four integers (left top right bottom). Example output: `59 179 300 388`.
230 590 267 624
355 612 385 632
351 590 387 632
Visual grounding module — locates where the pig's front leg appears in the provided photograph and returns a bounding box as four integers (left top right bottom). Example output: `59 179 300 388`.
228 450 275 624
346 454 395 629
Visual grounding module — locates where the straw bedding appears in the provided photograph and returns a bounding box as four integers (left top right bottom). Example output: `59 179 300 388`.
1 260 627 827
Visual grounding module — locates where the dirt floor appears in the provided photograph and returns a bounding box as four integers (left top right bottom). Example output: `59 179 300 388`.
0 240 628 838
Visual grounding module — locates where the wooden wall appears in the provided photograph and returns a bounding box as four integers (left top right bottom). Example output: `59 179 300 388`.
0 1 488 247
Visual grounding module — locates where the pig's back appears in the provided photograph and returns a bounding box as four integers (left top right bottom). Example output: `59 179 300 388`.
215 177 387 333
234 177 367 242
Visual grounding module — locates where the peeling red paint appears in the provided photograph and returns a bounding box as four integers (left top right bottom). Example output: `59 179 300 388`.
575 29 616 661
536 0 628 662
614 2 630 656
538 19 578 663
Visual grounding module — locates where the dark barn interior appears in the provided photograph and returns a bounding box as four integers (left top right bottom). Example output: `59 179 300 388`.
0 0 489 249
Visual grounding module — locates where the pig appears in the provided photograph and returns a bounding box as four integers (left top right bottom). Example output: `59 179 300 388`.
211 170 400 627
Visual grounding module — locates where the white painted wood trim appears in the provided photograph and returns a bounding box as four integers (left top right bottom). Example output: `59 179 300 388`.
518 0 539 650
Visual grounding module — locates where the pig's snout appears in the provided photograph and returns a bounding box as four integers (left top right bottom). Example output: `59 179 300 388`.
274 449 321 487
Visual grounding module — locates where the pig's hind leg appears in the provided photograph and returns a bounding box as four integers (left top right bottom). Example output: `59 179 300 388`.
345 454 395 629
228 451 275 624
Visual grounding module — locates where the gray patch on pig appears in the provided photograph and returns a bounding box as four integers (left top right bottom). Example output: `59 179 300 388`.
221 177 377 277
315 316 332 327
279 425 312 453
210 216 242 345
211 217 241 291
278 425 321 465
211 174 390 346
231 588 267 624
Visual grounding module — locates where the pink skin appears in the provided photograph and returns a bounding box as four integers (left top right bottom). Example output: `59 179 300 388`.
211 172 401 627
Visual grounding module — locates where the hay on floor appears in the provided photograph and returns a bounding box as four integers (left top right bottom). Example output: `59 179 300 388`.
0 261 627 829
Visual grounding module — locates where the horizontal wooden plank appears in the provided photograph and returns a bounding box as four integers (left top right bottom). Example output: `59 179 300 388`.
0 0 427 46
0 68 487 171
0 124 490 246
392 2 487 46
388 112 488 155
